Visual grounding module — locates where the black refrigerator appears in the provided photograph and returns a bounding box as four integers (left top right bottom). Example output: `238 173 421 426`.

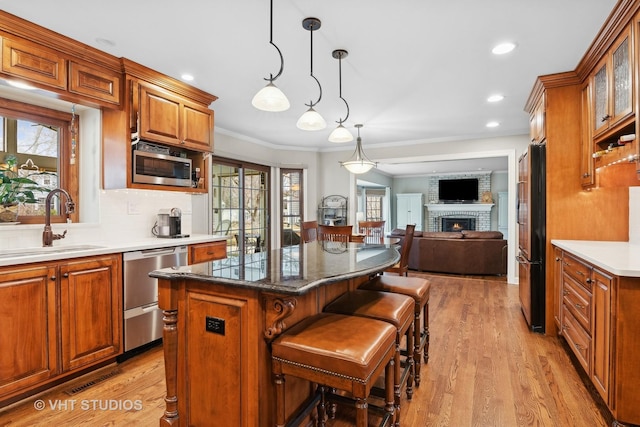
517 143 546 333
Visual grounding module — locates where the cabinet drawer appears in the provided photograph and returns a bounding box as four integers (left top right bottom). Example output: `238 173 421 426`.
190 241 227 264
562 305 591 374
69 61 121 105
563 274 592 331
562 253 592 291
1 36 66 89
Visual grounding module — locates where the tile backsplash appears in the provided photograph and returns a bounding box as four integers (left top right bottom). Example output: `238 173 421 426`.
0 189 195 250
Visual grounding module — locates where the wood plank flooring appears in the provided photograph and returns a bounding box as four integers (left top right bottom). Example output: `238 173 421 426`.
0 273 611 426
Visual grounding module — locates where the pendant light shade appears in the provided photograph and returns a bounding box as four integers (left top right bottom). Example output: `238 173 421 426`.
252 82 290 112
328 123 353 142
297 17 325 130
340 124 377 174
296 106 326 130
328 49 353 142
252 0 290 112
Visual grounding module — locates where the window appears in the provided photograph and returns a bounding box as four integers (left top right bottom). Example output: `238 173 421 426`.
281 169 303 247
0 98 78 224
366 193 383 220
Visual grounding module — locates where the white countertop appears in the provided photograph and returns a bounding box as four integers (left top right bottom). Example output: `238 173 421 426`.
0 234 227 267
551 240 640 277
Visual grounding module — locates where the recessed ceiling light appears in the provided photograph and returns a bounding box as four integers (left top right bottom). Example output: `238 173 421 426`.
486 121 500 128
487 94 504 103
181 74 194 82
492 42 516 55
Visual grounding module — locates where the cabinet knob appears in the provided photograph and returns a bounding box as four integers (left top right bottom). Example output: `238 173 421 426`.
582 173 591 178
585 278 592 284
575 303 585 309
63 273 69 278
563 290 569 296
574 343 584 351
50 275 56 281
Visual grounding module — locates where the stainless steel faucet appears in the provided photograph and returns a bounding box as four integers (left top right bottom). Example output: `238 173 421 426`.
42 188 76 247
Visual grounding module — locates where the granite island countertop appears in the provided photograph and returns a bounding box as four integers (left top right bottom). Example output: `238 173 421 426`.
551 239 640 277
150 241 400 295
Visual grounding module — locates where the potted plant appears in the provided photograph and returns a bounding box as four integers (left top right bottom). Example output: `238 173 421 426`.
0 156 51 223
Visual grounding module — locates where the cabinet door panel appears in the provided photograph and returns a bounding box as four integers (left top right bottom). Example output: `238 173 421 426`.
592 270 611 404
60 256 122 371
0 265 57 398
1 36 66 89
139 84 181 144
182 103 213 150
69 61 121 105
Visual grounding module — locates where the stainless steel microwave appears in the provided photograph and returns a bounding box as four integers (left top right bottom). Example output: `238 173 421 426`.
133 150 192 187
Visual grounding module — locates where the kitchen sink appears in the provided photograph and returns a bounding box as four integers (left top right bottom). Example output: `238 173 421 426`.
0 244 107 259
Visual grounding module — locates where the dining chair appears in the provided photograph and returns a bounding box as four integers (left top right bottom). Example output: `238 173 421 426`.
300 220 318 243
385 224 415 276
358 220 386 243
317 224 353 242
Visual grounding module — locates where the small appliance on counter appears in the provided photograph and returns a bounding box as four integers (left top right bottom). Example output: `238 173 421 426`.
152 207 190 238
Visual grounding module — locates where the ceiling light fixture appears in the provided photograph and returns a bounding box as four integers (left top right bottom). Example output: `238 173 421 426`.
486 121 500 128
487 94 504 103
297 17 326 131
252 0 290 112
328 49 353 143
340 124 376 174
492 42 516 55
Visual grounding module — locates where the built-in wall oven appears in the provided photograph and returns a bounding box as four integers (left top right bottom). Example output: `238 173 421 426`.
123 245 188 352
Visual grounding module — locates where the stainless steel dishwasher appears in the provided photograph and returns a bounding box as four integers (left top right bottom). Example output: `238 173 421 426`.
123 245 188 352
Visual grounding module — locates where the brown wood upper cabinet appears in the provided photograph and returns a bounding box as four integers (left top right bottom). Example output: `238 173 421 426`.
590 25 634 141
137 81 213 151
529 93 545 144
1 36 67 89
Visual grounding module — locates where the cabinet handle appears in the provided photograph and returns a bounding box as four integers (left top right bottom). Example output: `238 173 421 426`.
575 303 585 310
600 114 611 122
574 343 584 351
575 270 585 276
582 173 591 178
180 140 185 145
555 257 561 261
563 290 569 296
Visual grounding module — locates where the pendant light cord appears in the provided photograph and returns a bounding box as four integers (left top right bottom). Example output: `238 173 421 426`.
306 22 322 108
337 52 349 124
264 0 284 83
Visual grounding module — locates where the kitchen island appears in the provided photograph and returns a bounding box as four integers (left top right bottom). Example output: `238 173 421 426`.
150 241 400 427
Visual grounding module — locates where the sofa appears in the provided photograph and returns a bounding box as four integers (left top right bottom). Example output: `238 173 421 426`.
390 229 507 275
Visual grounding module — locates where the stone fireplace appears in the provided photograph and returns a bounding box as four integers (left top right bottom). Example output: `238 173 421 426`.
441 217 476 232
425 203 494 232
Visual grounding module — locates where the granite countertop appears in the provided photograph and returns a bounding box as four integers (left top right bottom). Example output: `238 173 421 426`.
0 234 227 267
551 239 640 277
150 241 401 295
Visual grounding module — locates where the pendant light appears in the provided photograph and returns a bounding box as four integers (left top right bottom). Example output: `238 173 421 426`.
252 0 290 112
296 17 326 130
328 49 353 143
340 124 377 174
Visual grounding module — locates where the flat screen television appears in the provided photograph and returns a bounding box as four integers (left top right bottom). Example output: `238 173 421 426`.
438 178 479 202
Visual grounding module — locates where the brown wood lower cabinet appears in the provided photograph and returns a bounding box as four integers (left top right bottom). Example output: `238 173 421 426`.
0 254 122 406
555 247 639 425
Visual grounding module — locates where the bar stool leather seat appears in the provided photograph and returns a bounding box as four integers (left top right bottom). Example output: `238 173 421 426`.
323 290 414 427
272 313 397 427
360 275 431 386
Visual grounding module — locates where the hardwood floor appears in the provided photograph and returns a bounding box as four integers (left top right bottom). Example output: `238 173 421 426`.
0 273 611 426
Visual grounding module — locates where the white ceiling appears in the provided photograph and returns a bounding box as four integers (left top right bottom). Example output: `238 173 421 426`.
0 0 617 176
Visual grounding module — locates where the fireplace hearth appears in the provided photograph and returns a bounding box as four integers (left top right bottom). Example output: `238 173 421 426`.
442 217 476 232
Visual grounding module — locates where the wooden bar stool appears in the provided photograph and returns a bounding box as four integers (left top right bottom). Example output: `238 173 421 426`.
272 313 397 427
323 290 414 427
360 275 431 386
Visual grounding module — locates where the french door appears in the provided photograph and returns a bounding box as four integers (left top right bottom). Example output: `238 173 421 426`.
210 158 269 279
